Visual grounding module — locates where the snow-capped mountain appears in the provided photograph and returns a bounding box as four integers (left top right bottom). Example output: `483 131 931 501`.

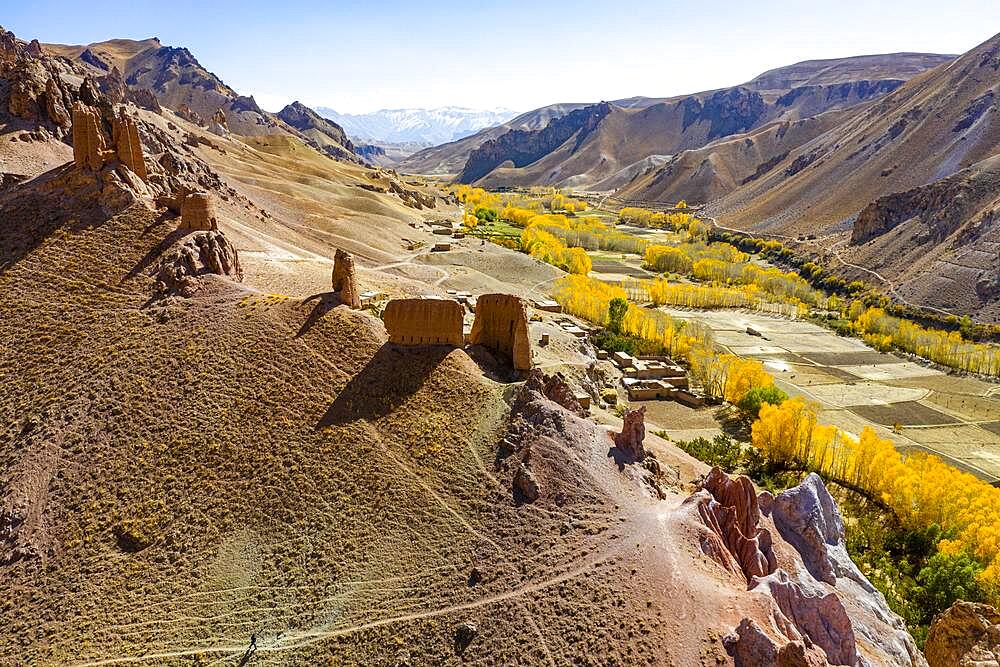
315 106 520 146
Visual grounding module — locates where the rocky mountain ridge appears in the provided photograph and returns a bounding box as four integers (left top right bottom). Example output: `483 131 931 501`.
404 52 951 184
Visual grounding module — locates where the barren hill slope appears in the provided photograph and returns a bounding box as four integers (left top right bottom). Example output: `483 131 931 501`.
0 188 924 665
687 32 1000 318
401 53 951 185
618 107 857 203
704 32 999 235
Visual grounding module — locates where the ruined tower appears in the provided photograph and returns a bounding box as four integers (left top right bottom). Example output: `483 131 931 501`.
469 293 532 370
331 249 361 309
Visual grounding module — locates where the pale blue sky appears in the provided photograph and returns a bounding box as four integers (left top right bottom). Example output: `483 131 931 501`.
4 1 998 113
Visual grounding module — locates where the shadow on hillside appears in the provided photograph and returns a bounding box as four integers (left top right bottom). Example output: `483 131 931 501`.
607 442 640 472
315 343 452 429
122 221 185 282
0 164 81 276
296 292 347 338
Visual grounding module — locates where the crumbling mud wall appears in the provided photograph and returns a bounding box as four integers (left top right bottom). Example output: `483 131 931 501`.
469 293 532 370
383 298 464 346
331 249 360 309
179 192 218 231
112 108 147 181
71 102 112 171
72 102 148 181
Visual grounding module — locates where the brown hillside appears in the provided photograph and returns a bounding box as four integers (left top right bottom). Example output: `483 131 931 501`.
706 32 1000 236
405 54 950 186
619 107 855 203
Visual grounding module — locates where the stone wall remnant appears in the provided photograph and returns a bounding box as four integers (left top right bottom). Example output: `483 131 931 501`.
179 192 219 231
72 103 148 181
331 249 360 309
469 293 532 370
382 298 464 346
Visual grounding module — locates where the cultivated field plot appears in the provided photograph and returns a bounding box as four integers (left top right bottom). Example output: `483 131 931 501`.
807 384 928 408
590 260 654 278
800 351 904 366
660 307 1000 482
851 401 959 426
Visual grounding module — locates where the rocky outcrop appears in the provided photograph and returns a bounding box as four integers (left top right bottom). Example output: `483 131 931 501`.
767 473 875 591
176 103 204 126
126 87 161 113
458 102 612 183
1 27 75 136
749 570 857 666
681 87 767 140
382 298 464 346
276 101 356 161
331 249 360 309
513 461 540 502
354 143 386 162
851 159 1000 245
692 467 776 582
469 293 532 370
522 370 587 416
208 108 229 136
613 406 647 461
153 231 242 297
925 601 1000 667
684 469 924 667
726 617 828 667
362 170 437 209
178 192 218 231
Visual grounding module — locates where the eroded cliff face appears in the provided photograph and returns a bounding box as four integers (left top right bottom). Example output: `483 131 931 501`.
681 87 767 141
457 102 612 183
851 158 1000 245
685 469 926 667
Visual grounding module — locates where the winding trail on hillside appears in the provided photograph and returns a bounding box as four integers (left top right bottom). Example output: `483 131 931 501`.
71 502 661 666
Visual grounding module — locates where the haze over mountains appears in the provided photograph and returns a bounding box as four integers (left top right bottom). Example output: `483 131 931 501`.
317 106 520 146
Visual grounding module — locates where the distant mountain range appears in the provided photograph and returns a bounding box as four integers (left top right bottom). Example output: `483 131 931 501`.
315 106 520 146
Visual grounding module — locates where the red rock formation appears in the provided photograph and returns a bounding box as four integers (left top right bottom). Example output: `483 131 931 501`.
751 571 857 666
522 370 587 416
179 192 219 231
613 406 647 460
925 601 1000 667
331 249 360 309
694 467 776 582
382 298 464 346
112 108 147 182
726 618 828 667
469 293 532 370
